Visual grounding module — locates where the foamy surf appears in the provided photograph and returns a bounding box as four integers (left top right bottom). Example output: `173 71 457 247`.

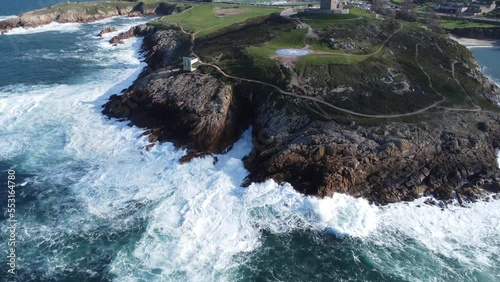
3 15 155 36
0 19 381 280
4 21 82 35
0 13 499 282
0 15 16 21
367 197 500 281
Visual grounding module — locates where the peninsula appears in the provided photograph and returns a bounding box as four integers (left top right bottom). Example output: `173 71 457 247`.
3 0 499 205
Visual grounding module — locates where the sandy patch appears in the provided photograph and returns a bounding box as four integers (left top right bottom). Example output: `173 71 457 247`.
213 7 248 17
272 54 300 67
450 36 500 47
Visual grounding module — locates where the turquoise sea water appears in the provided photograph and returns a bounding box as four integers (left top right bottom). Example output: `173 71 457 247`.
0 0 101 16
471 47 500 87
0 2 500 281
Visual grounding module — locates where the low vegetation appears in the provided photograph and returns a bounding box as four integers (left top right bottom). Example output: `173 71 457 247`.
53 0 494 118
150 3 282 37
29 1 136 16
193 7 495 116
440 18 500 29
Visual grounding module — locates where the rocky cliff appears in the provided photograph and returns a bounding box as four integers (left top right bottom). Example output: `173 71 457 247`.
449 27 500 40
245 102 500 204
104 27 252 155
0 1 187 34
103 21 500 205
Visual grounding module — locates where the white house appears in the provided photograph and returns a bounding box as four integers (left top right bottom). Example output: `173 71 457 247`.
183 56 199 72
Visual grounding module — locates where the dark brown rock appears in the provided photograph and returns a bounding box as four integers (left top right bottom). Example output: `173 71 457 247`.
102 24 500 206
98 27 117 37
243 101 500 205
0 2 187 34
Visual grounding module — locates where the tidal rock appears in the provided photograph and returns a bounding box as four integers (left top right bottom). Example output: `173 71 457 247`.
98 27 117 37
102 24 500 205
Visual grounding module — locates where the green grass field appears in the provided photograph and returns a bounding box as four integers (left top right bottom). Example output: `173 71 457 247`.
296 8 376 29
150 3 282 37
245 8 380 64
246 28 307 57
440 18 500 29
297 53 368 65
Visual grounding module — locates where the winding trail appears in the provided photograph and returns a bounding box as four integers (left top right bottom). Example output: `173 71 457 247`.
308 21 404 58
200 60 447 118
185 13 492 118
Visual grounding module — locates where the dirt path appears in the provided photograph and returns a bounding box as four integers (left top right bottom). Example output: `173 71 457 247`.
451 60 481 110
180 17 490 119
308 22 404 57
200 61 448 118
416 44 481 112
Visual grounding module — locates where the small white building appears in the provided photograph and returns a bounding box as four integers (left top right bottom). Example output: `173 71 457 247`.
183 56 199 72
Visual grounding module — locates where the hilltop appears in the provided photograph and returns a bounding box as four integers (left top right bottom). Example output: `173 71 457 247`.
101 2 500 205
7 0 497 205
0 1 188 34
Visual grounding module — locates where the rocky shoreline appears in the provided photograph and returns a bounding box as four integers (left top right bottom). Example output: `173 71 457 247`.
450 36 500 47
0 1 187 34
448 27 500 40
102 23 500 205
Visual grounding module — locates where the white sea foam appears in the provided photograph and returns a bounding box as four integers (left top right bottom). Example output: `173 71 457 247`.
367 197 500 281
4 21 82 35
1 16 499 282
0 15 16 21
4 16 154 36
0 23 380 280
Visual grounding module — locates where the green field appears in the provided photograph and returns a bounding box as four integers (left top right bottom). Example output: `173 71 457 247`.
440 18 500 29
297 53 369 65
295 8 377 29
150 3 282 37
246 28 307 57
245 8 380 64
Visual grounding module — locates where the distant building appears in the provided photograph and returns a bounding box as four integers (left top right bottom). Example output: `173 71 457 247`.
321 0 338 10
306 0 349 14
433 1 496 14
433 3 468 14
183 56 199 72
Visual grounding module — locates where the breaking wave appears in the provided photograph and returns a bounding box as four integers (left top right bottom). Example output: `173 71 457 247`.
0 15 499 282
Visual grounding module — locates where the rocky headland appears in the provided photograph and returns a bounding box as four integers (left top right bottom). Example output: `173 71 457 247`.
0 1 188 34
103 12 500 206
449 27 500 40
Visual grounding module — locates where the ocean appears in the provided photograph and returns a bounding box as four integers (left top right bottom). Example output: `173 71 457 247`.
471 47 500 88
0 2 499 281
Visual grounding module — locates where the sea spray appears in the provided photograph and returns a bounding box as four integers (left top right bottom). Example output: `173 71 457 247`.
0 14 499 282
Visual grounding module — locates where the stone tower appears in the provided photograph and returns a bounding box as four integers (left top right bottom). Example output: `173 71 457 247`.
320 0 338 10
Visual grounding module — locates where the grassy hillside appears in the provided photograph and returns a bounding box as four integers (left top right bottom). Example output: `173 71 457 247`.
193 10 496 116
440 18 500 29
28 1 136 16
81 1 496 118
150 3 282 37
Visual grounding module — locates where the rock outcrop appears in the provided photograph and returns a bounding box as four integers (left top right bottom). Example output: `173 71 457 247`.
449 27 500 40
0 2 187 34
244 102 500 205
98 27 117 37
104 28 251 154
109 24 157 44
103 23 500 205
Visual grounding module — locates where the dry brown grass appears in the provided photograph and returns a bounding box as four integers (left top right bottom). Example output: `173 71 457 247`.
213 7 249 18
